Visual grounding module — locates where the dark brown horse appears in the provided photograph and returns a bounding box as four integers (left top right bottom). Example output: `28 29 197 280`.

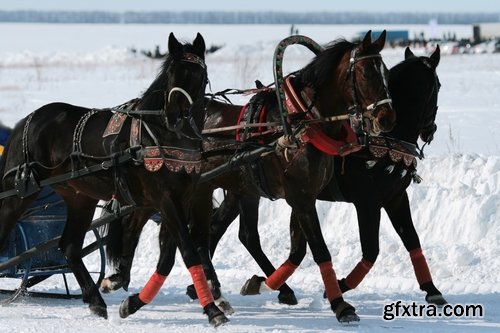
110 31 396 323
0 33 229 326
206 46 445 305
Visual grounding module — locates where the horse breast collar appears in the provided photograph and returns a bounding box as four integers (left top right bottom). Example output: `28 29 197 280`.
143 146 201 173
282 76 361 157
101 102 202 174
367 136 418 167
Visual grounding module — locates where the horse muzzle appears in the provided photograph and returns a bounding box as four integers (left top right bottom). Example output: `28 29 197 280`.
370 104 396 135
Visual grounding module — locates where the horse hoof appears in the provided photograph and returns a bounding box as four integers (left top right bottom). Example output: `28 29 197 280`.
89 304 108 319
204 303 230 327
426 294 448 306
240 275 266 296
186 284 198 300
215 296 235 315
278 291 298 305
339 311 360 324
332 300 360 323
119 293 146 318
210 313 230 327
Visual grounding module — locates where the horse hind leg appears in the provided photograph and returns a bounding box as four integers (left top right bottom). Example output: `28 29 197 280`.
0 195 39 250
59 194 107 318
101 209 152 293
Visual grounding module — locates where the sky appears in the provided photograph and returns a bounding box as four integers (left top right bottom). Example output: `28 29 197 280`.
1 0 499 13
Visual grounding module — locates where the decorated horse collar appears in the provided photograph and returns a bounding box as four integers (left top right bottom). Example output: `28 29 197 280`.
367 136 420 168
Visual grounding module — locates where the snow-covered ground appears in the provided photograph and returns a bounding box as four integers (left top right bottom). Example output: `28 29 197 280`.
0 23 499 332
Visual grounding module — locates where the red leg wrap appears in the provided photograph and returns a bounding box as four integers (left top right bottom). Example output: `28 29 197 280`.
188 265 214 308
319 261 342 302
265 260 299 290
345 259 374 289
138 271 167 304
410 248 432 285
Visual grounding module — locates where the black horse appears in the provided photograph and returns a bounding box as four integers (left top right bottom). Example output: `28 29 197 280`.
206 46 445 305
110 31 397 323
0 33 229 326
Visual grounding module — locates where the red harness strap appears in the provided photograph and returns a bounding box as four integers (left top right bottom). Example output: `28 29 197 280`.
301 121 361 156
235 104 248 142
236 103 269 142
283 76 361 157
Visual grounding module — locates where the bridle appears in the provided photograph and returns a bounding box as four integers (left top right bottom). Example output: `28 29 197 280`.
163 52 207 140
418 59 441 150
299 47 393 139
345 47 393 136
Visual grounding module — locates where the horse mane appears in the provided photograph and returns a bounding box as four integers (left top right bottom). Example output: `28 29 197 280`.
298 39 355 90
138 42 197 110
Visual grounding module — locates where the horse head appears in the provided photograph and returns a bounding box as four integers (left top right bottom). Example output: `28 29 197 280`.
299 30 395 138
161 33 207 137
137 33 207 139
389 45 441 144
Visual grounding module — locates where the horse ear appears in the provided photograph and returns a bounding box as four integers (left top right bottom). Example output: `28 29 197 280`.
361 30 372 49
193 32 206 57
168 32 182 55
429 44 440 68
371 30 386 53
405 47 415 59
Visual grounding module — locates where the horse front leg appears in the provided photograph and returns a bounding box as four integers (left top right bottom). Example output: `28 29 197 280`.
384 191 447 305
336 203 381 294
119 221 176 318
127 195 228 327
240 210 306 297
293 202 359 323
189 186 234 315
186 190 240 301
237 195 298 305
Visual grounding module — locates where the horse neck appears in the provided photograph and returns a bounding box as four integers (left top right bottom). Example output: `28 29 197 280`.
204 99 241 130
388 89 426 143
315 79 347 137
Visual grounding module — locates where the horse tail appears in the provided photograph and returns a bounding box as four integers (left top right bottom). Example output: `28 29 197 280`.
103 213 126 268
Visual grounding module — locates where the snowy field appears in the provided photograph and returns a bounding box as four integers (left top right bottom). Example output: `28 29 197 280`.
0 23 499 332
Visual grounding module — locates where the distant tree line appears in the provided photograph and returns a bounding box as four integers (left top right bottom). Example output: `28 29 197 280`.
0 10 498 24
